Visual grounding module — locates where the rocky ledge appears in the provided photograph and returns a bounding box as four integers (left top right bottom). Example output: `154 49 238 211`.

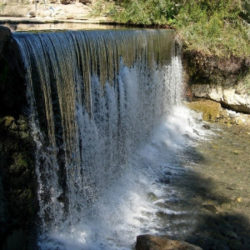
190 84 250 114
185 99 250 126
136 235 202 250
183 50 250 114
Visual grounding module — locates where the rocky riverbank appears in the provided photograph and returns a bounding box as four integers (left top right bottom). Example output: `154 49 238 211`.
187 122 250 250
136 119 250 250
185 99 250 126
183 50 250 115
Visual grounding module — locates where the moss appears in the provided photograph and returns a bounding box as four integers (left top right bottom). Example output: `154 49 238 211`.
9 153 28 174
186 99 222 122
0 116 15 128
0 115 37 249
9 164 26 175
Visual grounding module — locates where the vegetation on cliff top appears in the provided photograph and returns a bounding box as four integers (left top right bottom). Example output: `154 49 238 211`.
94 0 250 57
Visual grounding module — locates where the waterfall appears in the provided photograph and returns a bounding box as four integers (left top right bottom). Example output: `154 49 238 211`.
14 29 187 249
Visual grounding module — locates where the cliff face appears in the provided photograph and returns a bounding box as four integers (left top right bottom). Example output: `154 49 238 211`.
0 26 37 250
183 50 250 114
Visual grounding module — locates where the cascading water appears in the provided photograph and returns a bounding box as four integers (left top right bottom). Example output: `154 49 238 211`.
14 29 206 250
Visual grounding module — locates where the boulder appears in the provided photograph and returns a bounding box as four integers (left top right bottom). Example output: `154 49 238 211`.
0 26 11 58
136 235 202 250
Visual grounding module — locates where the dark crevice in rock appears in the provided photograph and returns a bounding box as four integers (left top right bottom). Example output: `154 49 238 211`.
0 26 38 250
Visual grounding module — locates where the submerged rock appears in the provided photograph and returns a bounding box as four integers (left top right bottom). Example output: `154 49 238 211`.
136 235 202 250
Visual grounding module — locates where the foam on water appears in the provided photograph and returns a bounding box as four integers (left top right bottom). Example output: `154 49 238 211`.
37 106 209 250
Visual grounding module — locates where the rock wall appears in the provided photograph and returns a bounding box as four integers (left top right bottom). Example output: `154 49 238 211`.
0 26 37 250
183 50 250 114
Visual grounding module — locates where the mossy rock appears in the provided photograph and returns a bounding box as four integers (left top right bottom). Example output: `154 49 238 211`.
12 153 28 167
9 163 27 176
186 100 222 122
0 116 15 128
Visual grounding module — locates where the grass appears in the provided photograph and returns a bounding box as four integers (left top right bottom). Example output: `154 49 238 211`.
174 0 250 57
92 0 250 57
241 72 250 94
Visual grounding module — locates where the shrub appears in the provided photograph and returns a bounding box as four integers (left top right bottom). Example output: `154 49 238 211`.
96 0 249 57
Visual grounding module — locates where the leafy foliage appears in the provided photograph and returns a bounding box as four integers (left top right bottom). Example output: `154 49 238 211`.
94 0 250 57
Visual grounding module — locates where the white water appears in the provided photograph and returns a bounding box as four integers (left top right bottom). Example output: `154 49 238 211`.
14 30 209 250
38 106 208 250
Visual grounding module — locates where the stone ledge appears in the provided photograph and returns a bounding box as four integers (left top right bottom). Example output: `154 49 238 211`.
191 84 250 114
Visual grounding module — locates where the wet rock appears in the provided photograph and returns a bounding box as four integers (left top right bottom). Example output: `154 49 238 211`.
0 26 11 58
159 177 171 184
0 116 15 128
186 100 222 122
202 204 217 213
0 115 37 249
147 192 158 201
202 124 210 130
136 235 202 250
